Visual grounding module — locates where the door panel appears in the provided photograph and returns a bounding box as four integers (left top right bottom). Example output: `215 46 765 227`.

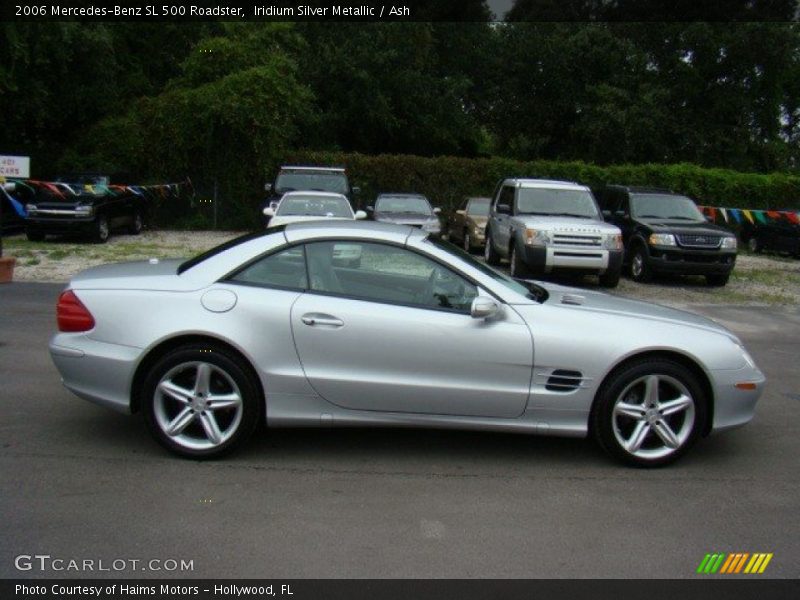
291 294 533 418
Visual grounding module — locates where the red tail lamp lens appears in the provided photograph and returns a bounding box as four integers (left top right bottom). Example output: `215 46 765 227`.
57 290 95 332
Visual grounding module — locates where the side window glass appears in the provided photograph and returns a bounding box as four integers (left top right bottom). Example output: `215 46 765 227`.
499 186 515 211
306 241 478 312
230 246 307 289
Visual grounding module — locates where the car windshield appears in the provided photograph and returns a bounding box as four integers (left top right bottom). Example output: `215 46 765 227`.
275 171 348 195
376 196 433 215
426 237 548 303
467 198 490 216
630 194 705 221
276 195 353 218
516 188 600 219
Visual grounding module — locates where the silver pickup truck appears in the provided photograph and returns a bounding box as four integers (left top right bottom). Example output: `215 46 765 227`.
484 178 623 287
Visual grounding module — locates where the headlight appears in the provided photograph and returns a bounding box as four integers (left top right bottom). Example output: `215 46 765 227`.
75 205 94 216
721 236 737 250
26 204 38 214
604 233 623 250
525 228 551 246
422 221 440 232
649 233 676 246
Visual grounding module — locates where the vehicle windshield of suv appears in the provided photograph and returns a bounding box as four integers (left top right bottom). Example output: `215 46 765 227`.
516 188 600 219
276 195 353 218
467 198 490 215
630 194 705 221
376 196 433 215
275 171 348 195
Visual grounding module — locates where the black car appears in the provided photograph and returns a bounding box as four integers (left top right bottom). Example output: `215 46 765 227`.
742 210 800 258
25 173 144 243
595 185 738 286
261 166 359 225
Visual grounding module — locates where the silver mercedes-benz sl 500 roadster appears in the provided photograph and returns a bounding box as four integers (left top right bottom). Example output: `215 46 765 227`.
50 221 765 466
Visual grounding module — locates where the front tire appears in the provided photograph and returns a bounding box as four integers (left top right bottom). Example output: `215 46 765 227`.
141 344 261 459
598 267 621 288
484 230 501 265
706 273 730 287
630 245 652 282
510 244 532 278
463 230 473 253
747 237 761 254
591 358 707 467
129 211 143 235
93 215 110 244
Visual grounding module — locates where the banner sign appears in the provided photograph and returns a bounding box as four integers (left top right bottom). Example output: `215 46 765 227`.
697 206 800 227
0 155 30 178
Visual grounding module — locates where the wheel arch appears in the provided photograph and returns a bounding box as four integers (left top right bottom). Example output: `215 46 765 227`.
130 334 266 421
589 349 715 437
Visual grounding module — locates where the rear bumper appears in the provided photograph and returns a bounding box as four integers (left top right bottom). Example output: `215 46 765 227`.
647 246 737 276
50 333 141 413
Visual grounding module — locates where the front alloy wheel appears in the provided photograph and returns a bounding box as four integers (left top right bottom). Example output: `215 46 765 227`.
463 230 472 253
592 359 706 467
94 216 110 244
630 247 651 282
142 345 260 458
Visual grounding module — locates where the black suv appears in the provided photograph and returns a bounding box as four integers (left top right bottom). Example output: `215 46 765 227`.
261 166 359 225
595 186 738 286
742 210 800 258
25 173 144 243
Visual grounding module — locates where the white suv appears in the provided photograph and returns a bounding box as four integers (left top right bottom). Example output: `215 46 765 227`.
484 178 623 287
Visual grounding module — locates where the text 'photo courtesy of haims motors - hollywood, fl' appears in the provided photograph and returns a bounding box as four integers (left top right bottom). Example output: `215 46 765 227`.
1 1 799 599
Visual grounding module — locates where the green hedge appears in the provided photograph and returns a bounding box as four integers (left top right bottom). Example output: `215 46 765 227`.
281 151 800 214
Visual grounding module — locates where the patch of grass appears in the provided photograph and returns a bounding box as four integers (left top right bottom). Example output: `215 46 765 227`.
732 269 800 286
24 258 41 266
47 249 72 261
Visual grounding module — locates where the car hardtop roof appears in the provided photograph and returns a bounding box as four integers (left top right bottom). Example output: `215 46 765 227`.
506 178 586 190
282 218 421 244
376 192 429 198
280 190 349 200
279 165 346 173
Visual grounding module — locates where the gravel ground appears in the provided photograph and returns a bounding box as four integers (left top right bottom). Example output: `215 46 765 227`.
3 230 799 306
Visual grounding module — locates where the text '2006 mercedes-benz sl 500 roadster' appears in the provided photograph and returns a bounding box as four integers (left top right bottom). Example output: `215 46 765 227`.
49 221 765 466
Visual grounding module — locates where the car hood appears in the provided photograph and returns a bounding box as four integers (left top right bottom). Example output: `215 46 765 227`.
535 281 738 340
375 213 437 226
69 259 205 292
637 219 732 235
511 215 619 233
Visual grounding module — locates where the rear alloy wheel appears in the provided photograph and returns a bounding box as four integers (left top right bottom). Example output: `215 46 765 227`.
142 345 260 458
592 359 706 467
129 211 143 235
630 246 652 282
94 215 110 244
510 244 532 278
747 237 761 254
484 230 501 265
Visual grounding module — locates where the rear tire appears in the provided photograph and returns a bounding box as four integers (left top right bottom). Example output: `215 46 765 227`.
484 230 502 265
141 344 261 459
129 211 143 235
592 358 707 467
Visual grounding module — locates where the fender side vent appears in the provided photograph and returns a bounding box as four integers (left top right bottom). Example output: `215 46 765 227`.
546 370 583 392
561 294 585 306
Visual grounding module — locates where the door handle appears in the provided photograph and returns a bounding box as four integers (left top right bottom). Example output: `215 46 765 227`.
301 313 344 327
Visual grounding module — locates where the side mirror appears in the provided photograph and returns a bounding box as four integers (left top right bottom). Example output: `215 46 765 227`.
352 186 361 195
602 210 611 218
264 183 272 193
470 296 499 319
496 204 511 215
354 210 367 220
433 207 442 214
366 205 374 212
614 210 627 219
456 209 466 216
262 207 274 217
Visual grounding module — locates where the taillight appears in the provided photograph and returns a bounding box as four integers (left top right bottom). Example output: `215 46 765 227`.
57 290 95 332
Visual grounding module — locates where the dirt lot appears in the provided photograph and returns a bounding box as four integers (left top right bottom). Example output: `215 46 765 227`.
3 230 799 306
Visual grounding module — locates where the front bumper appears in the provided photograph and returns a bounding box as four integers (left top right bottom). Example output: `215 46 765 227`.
50 333 142 413
647 246 737 276
27 216 96 236
523 246 623 275
710 364 766 432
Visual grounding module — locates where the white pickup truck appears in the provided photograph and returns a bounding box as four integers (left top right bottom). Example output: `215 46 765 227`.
484 178 623 287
